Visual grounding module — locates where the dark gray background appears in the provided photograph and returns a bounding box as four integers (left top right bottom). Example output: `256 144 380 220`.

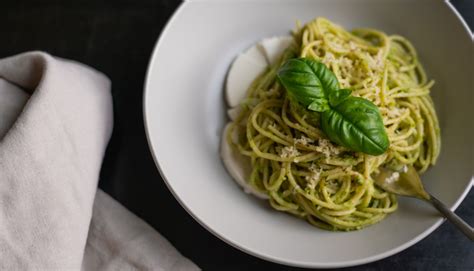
2 0 472 270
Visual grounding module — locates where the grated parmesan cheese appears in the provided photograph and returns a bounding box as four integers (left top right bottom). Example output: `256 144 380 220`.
324 52 336 63
280 146 300 158
340 57 354 68
292 184 302 194
367 50 384 71
294 136 314 146
326 179 340 193
306 164 322 190
387 107 406 118
348 41 358 51
318 139 341 157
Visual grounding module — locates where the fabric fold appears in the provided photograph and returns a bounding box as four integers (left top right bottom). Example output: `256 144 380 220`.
0 52 198 271
83 190 197 271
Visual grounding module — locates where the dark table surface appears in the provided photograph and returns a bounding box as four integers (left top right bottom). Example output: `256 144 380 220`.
2 0 473 270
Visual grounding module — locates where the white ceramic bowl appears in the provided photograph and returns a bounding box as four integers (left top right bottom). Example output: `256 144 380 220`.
144 0 473 268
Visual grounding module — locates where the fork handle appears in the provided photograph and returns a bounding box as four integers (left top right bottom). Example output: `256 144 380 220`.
428 193 474 241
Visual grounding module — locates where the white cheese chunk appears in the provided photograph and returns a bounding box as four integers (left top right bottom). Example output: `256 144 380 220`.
220 123 269 199
225 45 268 107
222 36 297 199
227 106 241 121
258 36 294 65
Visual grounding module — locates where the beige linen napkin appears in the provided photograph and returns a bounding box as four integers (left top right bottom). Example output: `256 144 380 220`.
0 52 199 271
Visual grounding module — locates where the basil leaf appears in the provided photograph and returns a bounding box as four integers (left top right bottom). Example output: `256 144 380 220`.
321 97 390 155
277 57 389 155
308 99 330 112
277 58 339 109
329 88 351 107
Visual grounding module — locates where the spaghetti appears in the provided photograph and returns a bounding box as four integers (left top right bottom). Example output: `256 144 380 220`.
227 18 440 231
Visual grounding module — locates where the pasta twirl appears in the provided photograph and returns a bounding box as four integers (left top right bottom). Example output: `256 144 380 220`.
227 18 440 231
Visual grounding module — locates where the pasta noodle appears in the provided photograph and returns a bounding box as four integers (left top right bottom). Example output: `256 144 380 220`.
227 18 440 231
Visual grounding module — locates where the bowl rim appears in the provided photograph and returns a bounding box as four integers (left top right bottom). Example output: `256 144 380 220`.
143 0 473 268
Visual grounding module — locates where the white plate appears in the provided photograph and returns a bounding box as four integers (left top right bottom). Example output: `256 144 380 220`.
144 0 473 268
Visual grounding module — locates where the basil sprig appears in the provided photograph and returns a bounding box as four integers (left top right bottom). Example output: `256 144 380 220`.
277 58 389 155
